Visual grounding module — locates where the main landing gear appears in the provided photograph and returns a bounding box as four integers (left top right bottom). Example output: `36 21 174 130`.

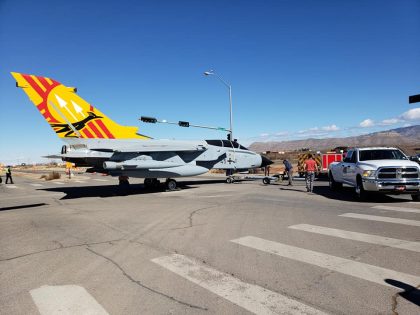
165 178 177 191
118 176 130 187
144 178 178 191
144 178 160 189
118 176 130 195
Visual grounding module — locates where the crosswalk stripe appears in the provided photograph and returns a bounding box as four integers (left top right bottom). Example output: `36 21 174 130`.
30 285 109 315
30 183 44 187
152 254 326 315
340 213 420 227
371 205 420 214
5 185 18 189
50 181 64 185
93 179 108 182
289 224 420 253
231 236 420 288
74 180 86 183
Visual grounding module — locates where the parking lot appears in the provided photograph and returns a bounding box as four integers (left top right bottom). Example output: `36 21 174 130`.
1 172 419 314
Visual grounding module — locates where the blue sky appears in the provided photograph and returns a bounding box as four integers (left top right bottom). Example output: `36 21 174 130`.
1 0 420 164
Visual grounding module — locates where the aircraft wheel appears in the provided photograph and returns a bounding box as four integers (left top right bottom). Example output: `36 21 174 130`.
166 179 177 191
119 176 130 186
151 178 160 189
144 178 152 189
262 177 270 185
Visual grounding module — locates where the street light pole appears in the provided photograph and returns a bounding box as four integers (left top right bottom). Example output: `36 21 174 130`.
204 70 233 140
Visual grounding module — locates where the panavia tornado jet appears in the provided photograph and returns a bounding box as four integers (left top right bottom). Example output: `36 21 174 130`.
11 72 272 190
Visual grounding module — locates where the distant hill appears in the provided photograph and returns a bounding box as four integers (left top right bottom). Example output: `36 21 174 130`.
249 125 420 153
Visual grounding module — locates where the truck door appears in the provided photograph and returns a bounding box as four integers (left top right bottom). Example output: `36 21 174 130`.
341 150 354 184
346 150 358 186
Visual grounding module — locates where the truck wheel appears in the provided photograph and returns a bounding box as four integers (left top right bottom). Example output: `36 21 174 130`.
355 178 368 201
328 172 342 190
412 194 419 201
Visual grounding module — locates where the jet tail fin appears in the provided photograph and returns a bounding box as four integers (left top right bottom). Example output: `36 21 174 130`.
11 72 150 140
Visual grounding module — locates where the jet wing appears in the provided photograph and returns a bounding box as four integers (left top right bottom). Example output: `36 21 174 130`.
90 143 207 153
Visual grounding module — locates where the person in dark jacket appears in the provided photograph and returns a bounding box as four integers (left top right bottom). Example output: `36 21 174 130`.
283 159 293 186
5 166 13 184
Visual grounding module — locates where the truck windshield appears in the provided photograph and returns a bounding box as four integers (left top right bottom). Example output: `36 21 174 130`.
359 150 407 161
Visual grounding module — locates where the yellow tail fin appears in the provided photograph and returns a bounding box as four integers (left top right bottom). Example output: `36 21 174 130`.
11 72 150 140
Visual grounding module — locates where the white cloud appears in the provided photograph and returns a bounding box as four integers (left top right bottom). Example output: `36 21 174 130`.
322 124 339 131
380 118 400 125
360 119 375 128
400 107 420 121
275 131 289 136
259 133 269 137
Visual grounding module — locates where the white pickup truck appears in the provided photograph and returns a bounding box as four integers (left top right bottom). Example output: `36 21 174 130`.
328 147 420 200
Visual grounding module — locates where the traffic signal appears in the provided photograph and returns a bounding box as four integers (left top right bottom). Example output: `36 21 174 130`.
178 121 190 127
227 133 231 140
409 94 420 104
140 116 157 123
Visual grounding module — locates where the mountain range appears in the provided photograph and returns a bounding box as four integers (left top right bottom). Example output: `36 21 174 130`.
249 125 420 153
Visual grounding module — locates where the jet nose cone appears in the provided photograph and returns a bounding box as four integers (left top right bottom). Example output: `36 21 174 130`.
260 155 274 167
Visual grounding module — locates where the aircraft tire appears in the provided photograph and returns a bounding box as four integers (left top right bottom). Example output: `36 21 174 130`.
144 178 152 189
166 179 177 191
151 178 160 189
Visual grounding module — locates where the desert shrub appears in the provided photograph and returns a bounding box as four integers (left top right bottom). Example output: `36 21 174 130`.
40 171 61 181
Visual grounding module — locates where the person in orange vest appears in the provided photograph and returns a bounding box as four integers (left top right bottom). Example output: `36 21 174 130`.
304 155 318 192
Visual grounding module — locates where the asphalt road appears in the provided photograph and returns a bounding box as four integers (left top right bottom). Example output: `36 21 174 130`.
0 173 419 314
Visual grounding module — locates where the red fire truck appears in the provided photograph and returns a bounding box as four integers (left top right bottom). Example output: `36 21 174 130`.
298 151 343 177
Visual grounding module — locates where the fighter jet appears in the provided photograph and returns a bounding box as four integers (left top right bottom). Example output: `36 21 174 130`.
11 72 272 190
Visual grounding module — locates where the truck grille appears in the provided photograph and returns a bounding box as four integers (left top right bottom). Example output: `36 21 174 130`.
377 167 419 179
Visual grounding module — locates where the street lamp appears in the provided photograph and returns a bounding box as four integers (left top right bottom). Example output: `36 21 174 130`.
204 70 233 140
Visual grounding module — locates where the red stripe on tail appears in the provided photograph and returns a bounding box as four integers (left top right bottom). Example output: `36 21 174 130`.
22 74 45 98
95 120 115 139
87 122 104 138
81 128 93 138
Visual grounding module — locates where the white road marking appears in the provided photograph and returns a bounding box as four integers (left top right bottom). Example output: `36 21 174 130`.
74 180 86 183
289 224 420 253
152 254 326 315
231 236 420 288
5 185 18 189
30 183 44 187
93 179 108 182
1 193 63 201
199 194 235 198
50 181 64 185
371 205 420 214
340 213 420 227
30 285 109 315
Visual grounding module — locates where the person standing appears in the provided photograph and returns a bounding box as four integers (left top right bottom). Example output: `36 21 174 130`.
304 155 318 192
5 166 13 184
283 159 293 186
